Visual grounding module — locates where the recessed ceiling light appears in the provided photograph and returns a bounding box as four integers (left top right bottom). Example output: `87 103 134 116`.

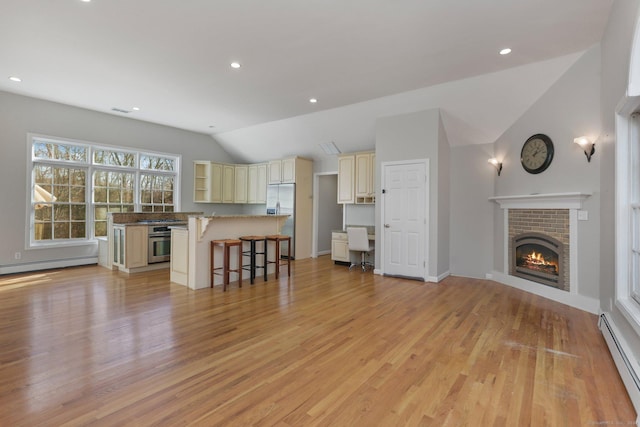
499 48 512 55
81 0 91 3
132 107 140 111
309 98 318 104
230 62 241 69
9 76 22 82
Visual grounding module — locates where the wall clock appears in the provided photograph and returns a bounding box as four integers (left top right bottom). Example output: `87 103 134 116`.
520 134 554 174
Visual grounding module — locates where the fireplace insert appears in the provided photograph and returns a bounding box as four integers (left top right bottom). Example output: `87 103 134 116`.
511 232 564 289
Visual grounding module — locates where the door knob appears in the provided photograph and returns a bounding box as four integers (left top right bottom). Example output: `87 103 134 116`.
384 224 390 228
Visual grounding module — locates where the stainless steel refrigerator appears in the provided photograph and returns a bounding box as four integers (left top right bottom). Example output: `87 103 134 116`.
266 183 295 259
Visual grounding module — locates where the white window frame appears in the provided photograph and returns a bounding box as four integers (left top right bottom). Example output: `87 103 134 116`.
26 134 181 249
615 96 640 336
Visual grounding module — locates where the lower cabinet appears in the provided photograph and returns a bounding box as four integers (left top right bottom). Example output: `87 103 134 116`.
113 225 148 269
331 232 350 262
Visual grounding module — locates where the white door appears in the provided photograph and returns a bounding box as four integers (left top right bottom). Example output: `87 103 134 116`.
382 161 427 279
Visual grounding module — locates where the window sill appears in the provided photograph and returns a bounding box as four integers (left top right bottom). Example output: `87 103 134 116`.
616 297 640 338
28 239 99 250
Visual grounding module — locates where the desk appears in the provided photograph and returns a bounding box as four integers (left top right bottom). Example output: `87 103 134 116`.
331 229 375 263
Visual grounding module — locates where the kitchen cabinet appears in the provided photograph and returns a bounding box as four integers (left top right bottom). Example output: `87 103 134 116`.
248 163 267 203
210 163 224 203
331 231 350 262
193 161 211 203
193 161 238 203
268 158 297 184
234 165 248 203
222 164 235 203
355 152 375 204
337 155 355 204
337 151 375 204
113 225 148 269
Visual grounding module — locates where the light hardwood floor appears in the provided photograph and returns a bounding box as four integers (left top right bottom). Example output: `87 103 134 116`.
0 256 635 426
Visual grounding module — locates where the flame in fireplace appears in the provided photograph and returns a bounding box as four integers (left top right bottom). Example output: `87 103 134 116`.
527 251 549 265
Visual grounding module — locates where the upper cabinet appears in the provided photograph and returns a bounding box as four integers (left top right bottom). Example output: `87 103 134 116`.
194 161 212 203
248 163 267 204
193 161 268 204
337 155 355 204
355 152 375 204
268 158 297 184
337 151 375 204
234 165 248 204
192 161 235 204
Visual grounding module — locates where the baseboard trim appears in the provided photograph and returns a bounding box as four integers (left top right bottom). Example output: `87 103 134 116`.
599 312 640 423
428 271 451 283
0 257 98 275
491 270 599 314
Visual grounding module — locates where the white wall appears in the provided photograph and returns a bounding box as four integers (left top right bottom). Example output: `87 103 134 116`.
491 45 602 301
600 0 640 356
449 143 495 279
0 90 233 271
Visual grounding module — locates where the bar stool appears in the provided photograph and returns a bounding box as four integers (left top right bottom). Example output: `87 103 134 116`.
239 235 268 284
266 234 291 279
210 239 242 291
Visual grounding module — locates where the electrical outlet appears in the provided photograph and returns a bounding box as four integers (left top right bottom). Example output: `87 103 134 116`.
14 252 21 260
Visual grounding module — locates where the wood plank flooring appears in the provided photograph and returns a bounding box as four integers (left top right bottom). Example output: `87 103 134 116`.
0 256 635 426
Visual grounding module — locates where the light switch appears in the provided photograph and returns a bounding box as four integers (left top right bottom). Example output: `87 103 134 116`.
578 210 589 221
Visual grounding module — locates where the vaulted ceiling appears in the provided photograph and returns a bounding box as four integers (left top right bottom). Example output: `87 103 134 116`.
1 0 612 161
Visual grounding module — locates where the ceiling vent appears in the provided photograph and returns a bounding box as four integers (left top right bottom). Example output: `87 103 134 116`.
111 107 131 114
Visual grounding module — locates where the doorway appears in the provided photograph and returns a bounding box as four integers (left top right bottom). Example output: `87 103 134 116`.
312 173 343 257
381 160 428 280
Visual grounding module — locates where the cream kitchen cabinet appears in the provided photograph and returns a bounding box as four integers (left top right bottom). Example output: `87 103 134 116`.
247 163 267 203
234 165 248 203
331 231 350 262
113 225 148 269
337 151 375 204
222 164 235 203
355 152 375 204
337 155 355 204
193 161 212 203
268 158 297 184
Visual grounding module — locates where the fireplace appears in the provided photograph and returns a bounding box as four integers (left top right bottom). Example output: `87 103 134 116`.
511 232 564 289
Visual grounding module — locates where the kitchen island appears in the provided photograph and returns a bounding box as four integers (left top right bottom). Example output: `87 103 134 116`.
170 214 289 289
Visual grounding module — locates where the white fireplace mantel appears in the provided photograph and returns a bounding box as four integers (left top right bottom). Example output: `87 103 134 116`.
488 192 591 209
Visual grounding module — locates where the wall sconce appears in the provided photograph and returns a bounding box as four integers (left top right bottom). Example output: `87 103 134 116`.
488 158 502 176
573 136 595 162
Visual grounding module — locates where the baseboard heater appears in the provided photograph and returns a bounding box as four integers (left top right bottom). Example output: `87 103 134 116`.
599 312 640 421
0 256 98 275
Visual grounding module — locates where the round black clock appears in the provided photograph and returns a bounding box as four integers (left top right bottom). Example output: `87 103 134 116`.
520 134 554 174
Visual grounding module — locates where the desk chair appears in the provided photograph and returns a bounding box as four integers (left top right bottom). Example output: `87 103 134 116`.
347 227 374 272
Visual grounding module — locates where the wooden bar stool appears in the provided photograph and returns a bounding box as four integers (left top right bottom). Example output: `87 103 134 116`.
210 239 242 291
239 235 268 284
266 234 291 279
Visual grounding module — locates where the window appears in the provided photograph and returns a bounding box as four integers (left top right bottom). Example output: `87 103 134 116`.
28 135 180 247
615 99 640 336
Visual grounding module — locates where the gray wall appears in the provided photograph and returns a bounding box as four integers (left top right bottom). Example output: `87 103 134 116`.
600 0 640 356
449 143 495 278
437 114 451 276
317 174 342 253
0 90 233 271
491 45 602 300
374 108 449 278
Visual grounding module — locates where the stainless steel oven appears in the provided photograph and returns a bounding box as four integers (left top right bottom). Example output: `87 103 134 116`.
148 225 172 263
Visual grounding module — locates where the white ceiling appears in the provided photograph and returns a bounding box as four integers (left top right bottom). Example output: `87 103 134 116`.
0 0 612 160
